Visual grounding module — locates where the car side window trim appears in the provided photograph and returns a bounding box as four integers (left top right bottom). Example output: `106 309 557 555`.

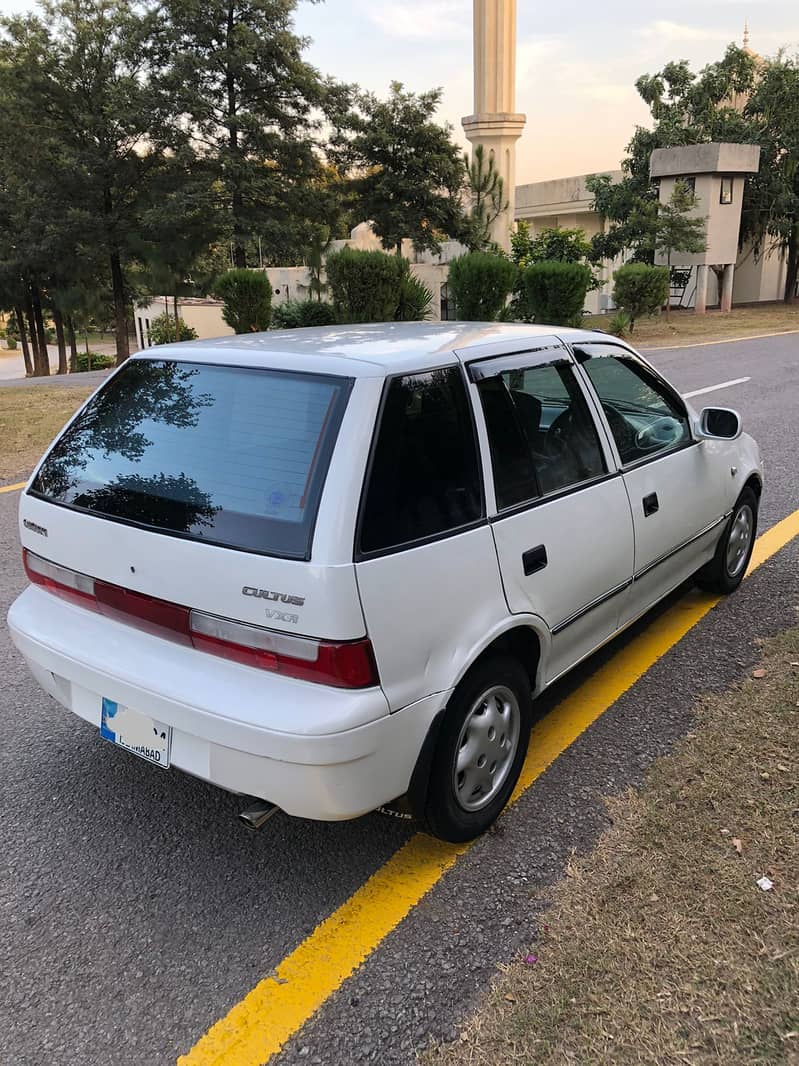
467 344 569 382
354 365 487 562
488 469 623 524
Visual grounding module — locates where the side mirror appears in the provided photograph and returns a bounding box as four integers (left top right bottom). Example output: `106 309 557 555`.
696 406 742 440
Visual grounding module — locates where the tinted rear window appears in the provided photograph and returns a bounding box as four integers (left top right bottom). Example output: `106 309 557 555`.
31 359 352 558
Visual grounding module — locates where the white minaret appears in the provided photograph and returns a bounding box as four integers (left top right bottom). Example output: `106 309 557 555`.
462 0 526 251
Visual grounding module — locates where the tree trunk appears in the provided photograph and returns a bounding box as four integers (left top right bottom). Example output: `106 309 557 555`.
23 288 42 373
14 303 33 376
66 315 79 372
30 284 50 376
173 295 179 341
52 306 68 374
784 224 799 303
110 249 130 364
226 2 248 269
665 250 671 321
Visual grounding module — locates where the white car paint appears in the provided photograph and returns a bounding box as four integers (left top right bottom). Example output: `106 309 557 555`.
7 323 763 823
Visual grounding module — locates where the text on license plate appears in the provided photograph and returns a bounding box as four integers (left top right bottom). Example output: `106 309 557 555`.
100 698 171 769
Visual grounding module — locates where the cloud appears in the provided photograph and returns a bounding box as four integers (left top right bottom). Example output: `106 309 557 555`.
363 0 470 41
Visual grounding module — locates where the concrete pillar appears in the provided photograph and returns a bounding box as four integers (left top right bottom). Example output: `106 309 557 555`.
720 263 735 312
462 0 526 252
694 264 709 315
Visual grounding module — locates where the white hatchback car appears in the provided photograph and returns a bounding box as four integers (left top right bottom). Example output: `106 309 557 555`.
9 324 762 841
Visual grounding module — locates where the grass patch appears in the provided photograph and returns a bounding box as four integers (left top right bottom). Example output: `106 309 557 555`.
583 301 799 348
0 386 93 483
427 626 799 1066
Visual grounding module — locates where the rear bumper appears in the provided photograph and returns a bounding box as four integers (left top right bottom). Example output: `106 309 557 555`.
8 587 445 820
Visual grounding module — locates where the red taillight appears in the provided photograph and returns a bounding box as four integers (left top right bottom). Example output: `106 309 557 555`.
22 550 379 689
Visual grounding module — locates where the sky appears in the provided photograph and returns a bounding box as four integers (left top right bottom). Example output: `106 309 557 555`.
1 0 798 185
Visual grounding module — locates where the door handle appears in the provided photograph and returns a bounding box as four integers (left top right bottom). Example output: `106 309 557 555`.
522 544 548 575
643 492 659 517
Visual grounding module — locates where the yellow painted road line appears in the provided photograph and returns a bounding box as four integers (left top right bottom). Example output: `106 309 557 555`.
0 481 26 494
179 509 799 1066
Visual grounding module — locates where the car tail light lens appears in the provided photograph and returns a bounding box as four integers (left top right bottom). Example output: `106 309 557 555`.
23 549 98 609
22 549 379 689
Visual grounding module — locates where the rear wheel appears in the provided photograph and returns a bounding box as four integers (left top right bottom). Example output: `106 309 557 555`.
696 487 758 594
421 654 532 843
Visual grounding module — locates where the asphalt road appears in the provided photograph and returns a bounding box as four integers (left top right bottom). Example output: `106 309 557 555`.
1 332 797 1066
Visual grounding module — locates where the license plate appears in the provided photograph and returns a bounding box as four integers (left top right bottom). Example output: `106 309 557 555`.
100 698 171 769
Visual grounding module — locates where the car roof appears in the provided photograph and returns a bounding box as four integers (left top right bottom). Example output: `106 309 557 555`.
135 322 617 378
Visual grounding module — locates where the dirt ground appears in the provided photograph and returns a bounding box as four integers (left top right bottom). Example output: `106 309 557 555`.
427 626 799 1066
584 301 799 349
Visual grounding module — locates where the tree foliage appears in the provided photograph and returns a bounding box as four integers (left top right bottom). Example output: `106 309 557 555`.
333 81 465 255
325 248 403 322
462 145 508 252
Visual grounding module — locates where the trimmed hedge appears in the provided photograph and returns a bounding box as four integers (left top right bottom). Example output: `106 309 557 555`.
73 350 115 372
325 248 404 323
520 260 593 326
214 268 272 333
447 252 517 321
612 263 670 331
271 300 337 329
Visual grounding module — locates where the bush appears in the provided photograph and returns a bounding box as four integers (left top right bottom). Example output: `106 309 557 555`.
519 260 593 326
271 299 337 329
395 263 434 322
325 248 405 323
447 252 517 321
607 310 632 338
147 312 199 346
214 268 272 333
612 263 669 332
73 351 115 372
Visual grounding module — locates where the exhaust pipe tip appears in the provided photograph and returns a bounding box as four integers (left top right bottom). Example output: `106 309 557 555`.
239 798 280 831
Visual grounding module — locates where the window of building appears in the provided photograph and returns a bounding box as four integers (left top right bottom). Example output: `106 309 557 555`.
476 359 606 509
720 176 734 204
575 345 691 465
359 368 483 554
683 176 696 195
440 281 457 322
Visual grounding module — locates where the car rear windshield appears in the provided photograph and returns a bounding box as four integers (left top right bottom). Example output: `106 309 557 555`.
30 359 353 559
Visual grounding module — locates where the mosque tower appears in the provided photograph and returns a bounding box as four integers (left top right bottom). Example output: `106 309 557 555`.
462 0 526 251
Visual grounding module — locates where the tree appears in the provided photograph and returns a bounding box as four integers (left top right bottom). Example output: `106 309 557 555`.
744 55 799 302
215 269 272 333
520 261 594 327
0 1 180 366
462 145 507 251
654 180 707 317
162 0 328 269
612 264 670 331
334 81 466 255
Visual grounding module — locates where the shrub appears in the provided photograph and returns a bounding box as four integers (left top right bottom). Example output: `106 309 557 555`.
271 299 337 329
520 260 593 326
73 350 115 372
395 263 434 322
447 252 517 321
325 248 405 323
612 263 669 332
607 310 632 338
147 313 199 346
214 268 272 333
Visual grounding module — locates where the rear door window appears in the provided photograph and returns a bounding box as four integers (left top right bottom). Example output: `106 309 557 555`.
30 359 352 559
358 367 483 555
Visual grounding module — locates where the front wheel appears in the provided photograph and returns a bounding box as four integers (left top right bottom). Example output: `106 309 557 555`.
696 487 758 594
421 654 532 843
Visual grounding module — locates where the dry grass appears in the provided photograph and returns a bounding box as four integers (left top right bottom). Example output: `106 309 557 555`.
426 627 799 1066
0 386 93 483
583 302 799 348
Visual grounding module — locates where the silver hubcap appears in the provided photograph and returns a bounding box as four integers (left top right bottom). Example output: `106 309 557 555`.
453 685 521 812
726 504 753 577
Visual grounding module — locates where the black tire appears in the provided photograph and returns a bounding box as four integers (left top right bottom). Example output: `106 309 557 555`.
421 654 532 843
696 487 758 594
